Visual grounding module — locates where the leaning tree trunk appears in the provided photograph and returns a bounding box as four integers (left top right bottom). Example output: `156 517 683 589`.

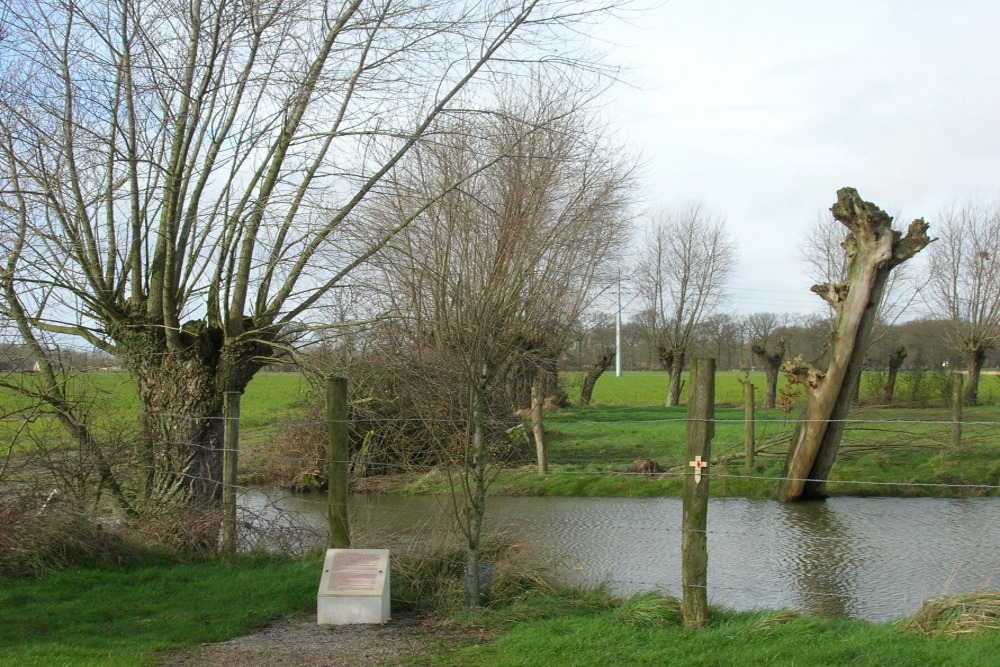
579 347 615 406
751 338 785 409
777 188 931 503
962 344 987 406
884 345 907 404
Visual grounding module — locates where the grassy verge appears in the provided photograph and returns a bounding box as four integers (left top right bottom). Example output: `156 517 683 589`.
5 369 998 498
438 589 1000 666
0 554 318 666
6 558 998 666
395 403 1000 498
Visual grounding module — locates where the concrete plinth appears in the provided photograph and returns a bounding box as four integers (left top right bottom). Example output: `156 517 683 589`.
317 548 390 625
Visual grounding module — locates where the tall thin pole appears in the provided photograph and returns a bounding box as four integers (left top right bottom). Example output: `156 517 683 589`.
615 271 623 377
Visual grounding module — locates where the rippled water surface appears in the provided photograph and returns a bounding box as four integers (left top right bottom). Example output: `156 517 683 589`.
246 492 1000 622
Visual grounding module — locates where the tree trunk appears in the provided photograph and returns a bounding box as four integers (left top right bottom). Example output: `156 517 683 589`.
579 347 615 406
763 364 779 409
531 374 547 473
463 370 489 608
751 339 785 409
852 359 865 405
508 357 533 410
666 349 685 406
117 321 265 506
777 188 931 503
884 345 907 404
963 344 987 406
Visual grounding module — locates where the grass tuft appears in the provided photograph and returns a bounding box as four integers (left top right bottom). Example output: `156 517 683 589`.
907 593 1000 637
611 591 682 628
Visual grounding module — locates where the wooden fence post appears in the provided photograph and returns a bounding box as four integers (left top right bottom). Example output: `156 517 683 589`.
222 391 240 556
952 372 963 449
682 357 714 630
327 376 351 548
744 382 755 471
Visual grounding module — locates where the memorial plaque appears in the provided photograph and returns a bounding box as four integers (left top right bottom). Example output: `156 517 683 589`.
317 548 390 625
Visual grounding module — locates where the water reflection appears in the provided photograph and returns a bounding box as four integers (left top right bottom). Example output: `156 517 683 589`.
780 501 855 618
241 490 1000 622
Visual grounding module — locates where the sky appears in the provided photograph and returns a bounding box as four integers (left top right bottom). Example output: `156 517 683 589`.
600 0 1000 318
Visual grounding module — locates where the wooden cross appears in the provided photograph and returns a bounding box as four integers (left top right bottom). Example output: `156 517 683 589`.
689 455 708 484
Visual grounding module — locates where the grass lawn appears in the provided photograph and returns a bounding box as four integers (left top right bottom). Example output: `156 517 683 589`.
0 371 310 454
5 560 998 666
438 590 1000 666
402 401 1000 498
5 368 998 498
0 554 318 666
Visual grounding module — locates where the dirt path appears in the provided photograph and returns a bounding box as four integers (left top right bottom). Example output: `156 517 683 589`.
161 611 496 666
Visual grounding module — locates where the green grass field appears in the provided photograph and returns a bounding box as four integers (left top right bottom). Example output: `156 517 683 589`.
3 370 999 664
0 371 310 453
4 369 998 498
3 559 997 666
560 368 987 407
0 555 317 666
439 589 1000 666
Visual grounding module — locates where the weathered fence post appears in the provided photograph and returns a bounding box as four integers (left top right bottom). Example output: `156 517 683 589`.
327 376 351 548
952 372 963 449
682 358 714 630
532 378 548 474
222 391 240 556
744 382 755 471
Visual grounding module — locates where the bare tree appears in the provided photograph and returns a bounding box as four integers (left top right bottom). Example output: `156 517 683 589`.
777 188 931 503
365 92 632 604
635 205 735 406
0 0 621 512
746 312 786 409
926 202 1000 405
883 344 907 403
577 311 617 405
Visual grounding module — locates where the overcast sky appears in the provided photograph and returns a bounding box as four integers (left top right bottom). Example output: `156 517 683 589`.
601 0 1000 318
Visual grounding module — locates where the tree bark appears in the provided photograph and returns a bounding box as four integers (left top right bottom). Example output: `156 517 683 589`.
579 347 615 406
531 374 548 473
659 346 686 406
777 188 932 503
963 344 987 406
884 345 907 404
117 320 267 505
751 338 785 409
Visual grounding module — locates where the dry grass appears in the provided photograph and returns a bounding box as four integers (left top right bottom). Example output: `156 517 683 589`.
376 519 552 613
0 490 157 577
906 593 1000 636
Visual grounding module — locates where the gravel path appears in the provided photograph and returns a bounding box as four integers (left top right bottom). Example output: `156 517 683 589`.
161 612 496 666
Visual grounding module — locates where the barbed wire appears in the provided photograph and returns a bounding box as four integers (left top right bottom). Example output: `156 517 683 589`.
112 411 1000 427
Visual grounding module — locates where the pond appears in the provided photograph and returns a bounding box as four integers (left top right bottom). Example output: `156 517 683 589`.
244 491 1000 623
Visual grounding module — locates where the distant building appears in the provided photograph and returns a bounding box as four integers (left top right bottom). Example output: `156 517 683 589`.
0 358 40 373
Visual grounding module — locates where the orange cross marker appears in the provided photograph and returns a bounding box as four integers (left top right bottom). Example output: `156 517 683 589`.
689 455 708 484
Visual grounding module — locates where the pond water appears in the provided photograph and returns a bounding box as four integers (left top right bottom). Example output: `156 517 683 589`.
244 491 1000 623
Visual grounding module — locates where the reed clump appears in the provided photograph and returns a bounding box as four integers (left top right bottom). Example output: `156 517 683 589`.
907 593 1000 637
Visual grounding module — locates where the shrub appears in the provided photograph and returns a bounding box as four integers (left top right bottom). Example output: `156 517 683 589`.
0 491 161 578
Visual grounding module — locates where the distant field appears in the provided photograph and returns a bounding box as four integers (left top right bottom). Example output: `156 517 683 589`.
4 368 998 497
0 372 311 453
561 369 1000 407
561 370 784 406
